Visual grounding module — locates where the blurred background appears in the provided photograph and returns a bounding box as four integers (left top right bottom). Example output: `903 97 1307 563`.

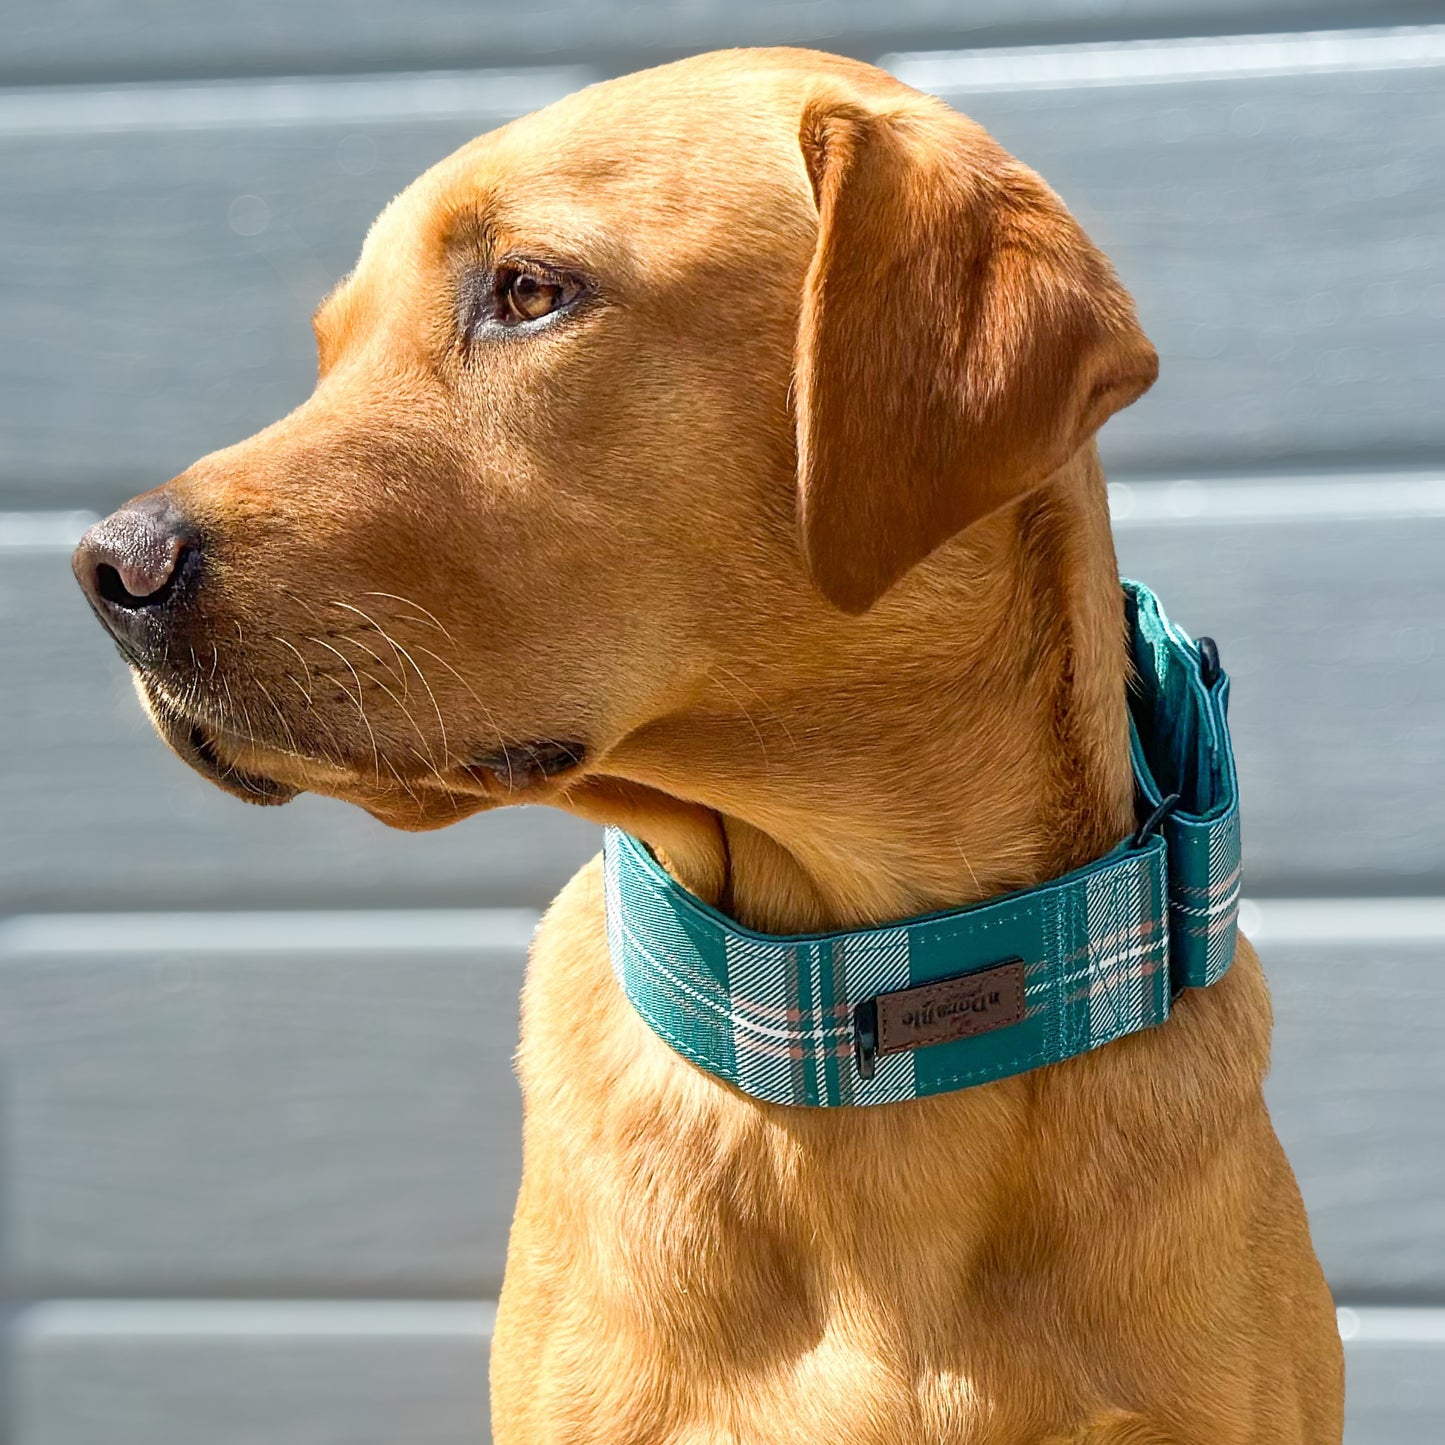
2 2 1444 1441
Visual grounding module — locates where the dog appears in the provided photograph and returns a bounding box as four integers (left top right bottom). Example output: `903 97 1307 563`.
73 49 1343 1444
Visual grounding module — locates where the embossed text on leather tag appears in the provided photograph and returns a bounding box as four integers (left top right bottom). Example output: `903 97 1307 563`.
875 960 1026 1056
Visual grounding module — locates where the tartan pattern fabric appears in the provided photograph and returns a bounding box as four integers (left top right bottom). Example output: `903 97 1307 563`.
1125 579 1243 991
603 581 1242 1108
605 828 1171 1107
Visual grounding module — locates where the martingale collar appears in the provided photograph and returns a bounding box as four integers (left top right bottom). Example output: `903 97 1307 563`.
603 581 1242 1108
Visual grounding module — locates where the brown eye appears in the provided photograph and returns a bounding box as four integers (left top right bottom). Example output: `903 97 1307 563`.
459 262 588 344
498 268 569 324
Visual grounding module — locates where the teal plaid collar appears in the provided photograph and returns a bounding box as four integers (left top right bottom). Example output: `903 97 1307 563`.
603 581 1241 1108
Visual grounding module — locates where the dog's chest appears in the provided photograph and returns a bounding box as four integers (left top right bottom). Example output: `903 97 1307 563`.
498 878 1072 1444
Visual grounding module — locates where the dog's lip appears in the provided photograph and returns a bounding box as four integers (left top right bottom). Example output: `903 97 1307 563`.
140 674 588 814
147 691 299 805
183 722 298 804
461 739 589 792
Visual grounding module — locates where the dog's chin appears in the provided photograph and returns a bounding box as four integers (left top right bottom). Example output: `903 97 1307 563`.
135 677 591 830
142 686 300 806
143 702 487 827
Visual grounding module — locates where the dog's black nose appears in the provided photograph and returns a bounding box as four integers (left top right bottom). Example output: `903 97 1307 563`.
73 494 200 659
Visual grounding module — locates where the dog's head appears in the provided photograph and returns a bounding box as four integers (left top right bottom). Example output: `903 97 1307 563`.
73 50 1155 833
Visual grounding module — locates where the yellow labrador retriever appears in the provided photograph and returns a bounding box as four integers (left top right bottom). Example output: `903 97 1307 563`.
73 49 1343 1444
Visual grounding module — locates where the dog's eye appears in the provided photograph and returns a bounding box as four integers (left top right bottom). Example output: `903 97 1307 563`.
459 262 588 346
496 267 577 325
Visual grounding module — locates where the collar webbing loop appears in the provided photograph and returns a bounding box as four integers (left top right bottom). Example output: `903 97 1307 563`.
602 580 1241 1108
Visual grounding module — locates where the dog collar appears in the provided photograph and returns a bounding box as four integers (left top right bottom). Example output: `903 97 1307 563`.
603 581 1241 1108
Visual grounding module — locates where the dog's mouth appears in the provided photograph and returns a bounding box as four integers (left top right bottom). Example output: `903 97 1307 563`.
140 675 591 822
146 689 300 805
461 740 589 790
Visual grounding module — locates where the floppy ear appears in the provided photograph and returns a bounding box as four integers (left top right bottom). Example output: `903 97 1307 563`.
794 92 1158 613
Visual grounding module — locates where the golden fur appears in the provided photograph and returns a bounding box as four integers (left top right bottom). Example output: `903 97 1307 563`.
94 50 1342 1443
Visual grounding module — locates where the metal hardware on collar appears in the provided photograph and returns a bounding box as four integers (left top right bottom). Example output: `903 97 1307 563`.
853 999 879 1081
1131 791 1182 850
853 958 1028 1080
601 579 1242 1108
1197 635 1222 689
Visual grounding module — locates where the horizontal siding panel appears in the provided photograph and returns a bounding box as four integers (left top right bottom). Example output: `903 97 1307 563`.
5 484 1441 909
3 3 1425 84
1339 1310 1445 1445
0 1304 1437 1444
0 32 1443 506
917 34 1445 476
1260 908 1445 1298
0 73 578 509
1111 492 1445 893
0 922 532 1296
0 902 1442 1298
6 1301 493 1445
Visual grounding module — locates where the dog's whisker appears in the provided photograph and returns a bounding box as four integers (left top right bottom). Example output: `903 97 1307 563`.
279 670 312 710
277 583 327 625
361 590 456 643
305 635 367 709
710 662 799 755
306 634 382 778
379 751 424 807
412 644 506 754
335 629 409 693
953 838 983 897
302 681 361 774
377 633 451 766
236 696 262 753
329 600 413 696
369 672 448 778
706 665 772 773
272 635 315 703
332 601 453 770
252 674 302 759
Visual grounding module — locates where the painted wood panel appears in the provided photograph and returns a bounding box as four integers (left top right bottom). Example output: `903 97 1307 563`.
1257 903 1445 1299
0 1305 1438 1444
0 914 535 1297
1 32 1443 506
6 485 1442 910
1 900 1442 1298
1338 1310 1445 1445
1110 484 1445 896
6 2 1430 85
908 30 1445 477
3 9 1442 1436
5 1302 494 1445
0 70 582 510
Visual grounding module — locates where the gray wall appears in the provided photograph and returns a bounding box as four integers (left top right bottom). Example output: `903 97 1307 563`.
3 3 1444 1441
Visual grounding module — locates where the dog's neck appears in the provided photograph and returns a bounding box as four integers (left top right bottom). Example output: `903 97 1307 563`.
574 451 1136 937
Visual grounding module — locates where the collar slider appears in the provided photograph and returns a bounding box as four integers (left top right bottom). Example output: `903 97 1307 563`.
1131 791 1181 850
1197 635 1222 689
852 998 879 1080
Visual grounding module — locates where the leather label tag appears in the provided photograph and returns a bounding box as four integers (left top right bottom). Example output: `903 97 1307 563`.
875 960 1027 1056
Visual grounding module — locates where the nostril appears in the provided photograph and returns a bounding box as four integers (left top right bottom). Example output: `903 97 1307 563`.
96 561 147 610
74 497 198 619
93 547 189 610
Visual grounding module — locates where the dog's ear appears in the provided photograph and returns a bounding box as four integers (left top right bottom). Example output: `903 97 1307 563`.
794 92 1158 613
